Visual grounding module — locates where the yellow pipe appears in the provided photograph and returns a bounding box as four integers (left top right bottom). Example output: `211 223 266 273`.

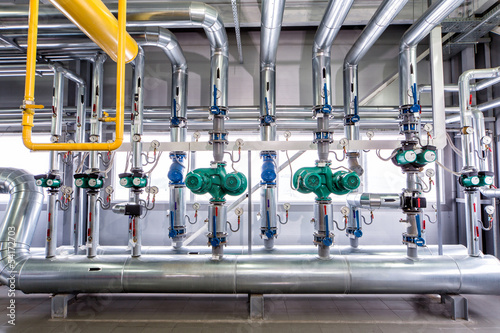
48 0 138 63
22 0 126 152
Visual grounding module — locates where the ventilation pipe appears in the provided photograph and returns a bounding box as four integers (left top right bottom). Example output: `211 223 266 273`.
0 168 43 285
343 0 408 248
458 67 500 257
135 27 189 249
259 0 285 250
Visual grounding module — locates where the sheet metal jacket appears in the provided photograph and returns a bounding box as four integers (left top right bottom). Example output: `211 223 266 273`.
312 0 353 163
342 0 407 249
259 0 286 250
399 0 464 106
458 66 500 257
135 27 189 249
0 168 43 285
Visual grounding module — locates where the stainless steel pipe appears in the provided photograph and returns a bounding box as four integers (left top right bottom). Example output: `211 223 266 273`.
15 254 500 295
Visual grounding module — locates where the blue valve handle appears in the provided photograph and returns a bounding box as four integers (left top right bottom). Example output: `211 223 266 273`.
210 84 221 115
210 215 221 247
322 83 332 113
353 209 363 238
322 214 332 246
412 83 418 106
169 212 177 238
265 97 269 115
354 95 358 115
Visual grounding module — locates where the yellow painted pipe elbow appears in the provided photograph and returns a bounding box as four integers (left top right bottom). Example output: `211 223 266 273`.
48 0 138 63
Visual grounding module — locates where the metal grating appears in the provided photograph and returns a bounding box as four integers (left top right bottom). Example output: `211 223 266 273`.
443 3 500 58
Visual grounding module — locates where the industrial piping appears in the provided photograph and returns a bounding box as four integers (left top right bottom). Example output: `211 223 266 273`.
343 0 408 248
135 27 189 248
458 66 500 257
259 0 286 249
0 168 43 285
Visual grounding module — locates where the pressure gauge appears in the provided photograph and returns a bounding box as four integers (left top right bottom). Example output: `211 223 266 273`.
105 185 114 195
481 136 492 145
339 138 349 147
150 140 160 149
283 203 291 211
465 127 474 135
88 179 97 187
423 124 433 133
192 202 200 211
132 134 141 142
75 179 84 187
283 131 292 139
50 135 58 143
366 131 375 139
235 208 244 216
89 135 99 143
63 186 73 195
193 132 201 141
67 140 75 144
132 178 142 186
119 178 128 186
485 205 495 215
149 186 159 195
340 206 350 217
425 169 435 178
46 179 54 186
235 138 245 148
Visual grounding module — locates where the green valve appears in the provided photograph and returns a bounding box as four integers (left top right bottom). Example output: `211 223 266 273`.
460 174 480 187
416 149 436 164
74 173 104 189
395 150 417 165
119 172 148 189
88 178 104 189
35 174 62 189
293 165 360 200
478 171 494 187
186 163 247 202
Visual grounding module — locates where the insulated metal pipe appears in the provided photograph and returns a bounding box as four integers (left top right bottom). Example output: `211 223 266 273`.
458 67 500 169
472 108 488 172
259 0 285 249
478 98 500 112
481 189 500 199
130 47 144 171
313 0 354 107
86 192 99 258
343 0 408 154
260 0 285 142
14 254 500 295
399 0 464 106
0 168 43 285
89 53 107 171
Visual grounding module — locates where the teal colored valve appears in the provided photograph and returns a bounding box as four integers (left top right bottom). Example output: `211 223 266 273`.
293 165 360 200
119 172 148 189
186 163 247 202
394 149 417 165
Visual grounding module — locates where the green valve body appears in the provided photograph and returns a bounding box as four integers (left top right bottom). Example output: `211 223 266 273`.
293 165 360 200
416 149 436 165
74 173 104 189
185 163 247 202
394 150 417 165
119 172 148 189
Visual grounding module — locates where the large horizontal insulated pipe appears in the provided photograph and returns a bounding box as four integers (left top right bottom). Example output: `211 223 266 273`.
48 0 138 63
15 254 500 295
0 168 43 285
399 0 464 106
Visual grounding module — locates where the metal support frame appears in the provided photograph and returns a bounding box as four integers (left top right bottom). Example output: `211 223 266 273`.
248 294 264 320
441 294 469 320
51 294 77 319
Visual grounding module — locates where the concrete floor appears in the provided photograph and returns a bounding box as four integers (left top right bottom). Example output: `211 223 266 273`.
0 286 499 333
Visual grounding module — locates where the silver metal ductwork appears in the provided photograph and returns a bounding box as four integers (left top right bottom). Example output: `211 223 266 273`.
0 168 43 285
